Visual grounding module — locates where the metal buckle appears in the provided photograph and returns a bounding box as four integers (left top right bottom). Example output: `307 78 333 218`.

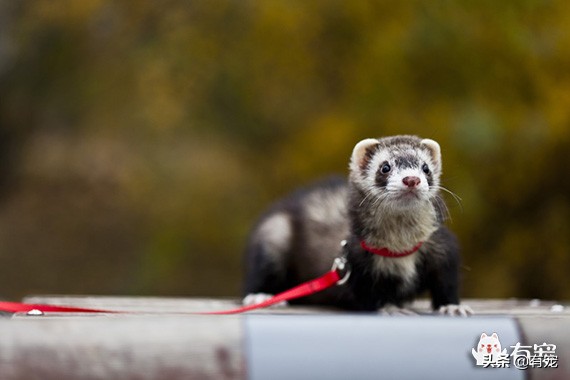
331 257 351 286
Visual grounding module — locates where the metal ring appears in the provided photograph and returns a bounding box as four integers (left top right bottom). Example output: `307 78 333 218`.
331 257 351 286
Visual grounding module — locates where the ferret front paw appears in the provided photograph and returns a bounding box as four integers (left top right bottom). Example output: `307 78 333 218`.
378 305 417 316
437 304 473 317
242 293 288 308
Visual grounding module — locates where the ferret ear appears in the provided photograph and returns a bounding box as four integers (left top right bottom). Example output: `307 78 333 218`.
351 138 379 170
481 333 488 339
491 333 498 339
421 138 441 167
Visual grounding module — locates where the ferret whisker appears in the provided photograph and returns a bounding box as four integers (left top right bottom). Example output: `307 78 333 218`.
370 193 384 209
359 189 375 207
432 185 463 209
433 194 451 222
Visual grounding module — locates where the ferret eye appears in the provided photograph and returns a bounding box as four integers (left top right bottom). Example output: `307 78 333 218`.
422 163 430 175
380 162 391 174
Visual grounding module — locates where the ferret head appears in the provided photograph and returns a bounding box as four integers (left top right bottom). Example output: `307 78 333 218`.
349 135 442 211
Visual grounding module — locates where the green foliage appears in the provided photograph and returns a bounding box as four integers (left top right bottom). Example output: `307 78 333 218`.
0 0 569 300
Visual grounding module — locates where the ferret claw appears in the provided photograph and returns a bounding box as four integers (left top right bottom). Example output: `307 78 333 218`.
437 304 473 317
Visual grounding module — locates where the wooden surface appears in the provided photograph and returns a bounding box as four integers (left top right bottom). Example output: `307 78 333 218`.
0 296 568 380
17 295 570 315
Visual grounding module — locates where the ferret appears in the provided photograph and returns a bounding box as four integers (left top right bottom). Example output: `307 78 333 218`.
243 135 471 316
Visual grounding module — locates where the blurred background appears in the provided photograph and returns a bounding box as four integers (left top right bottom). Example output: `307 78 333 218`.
0 0 569 301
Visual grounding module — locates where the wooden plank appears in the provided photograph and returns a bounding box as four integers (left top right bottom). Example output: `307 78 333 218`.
518 316 570 380
19 296 570 316
411 298 570 316
0 315 244 380
1 296 569 379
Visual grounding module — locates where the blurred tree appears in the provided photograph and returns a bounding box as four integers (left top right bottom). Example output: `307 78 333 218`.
0 0 569 301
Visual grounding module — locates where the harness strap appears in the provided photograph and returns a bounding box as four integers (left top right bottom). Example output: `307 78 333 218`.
360 240 423 258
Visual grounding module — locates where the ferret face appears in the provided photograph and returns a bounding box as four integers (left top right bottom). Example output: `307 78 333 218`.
349 136 442 210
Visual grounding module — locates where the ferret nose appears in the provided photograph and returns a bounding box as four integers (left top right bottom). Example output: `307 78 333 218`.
402 176 421 188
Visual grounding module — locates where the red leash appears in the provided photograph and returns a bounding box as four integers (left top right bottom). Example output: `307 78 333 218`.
199 269 342 315
0 258 350 315
0 301 114 314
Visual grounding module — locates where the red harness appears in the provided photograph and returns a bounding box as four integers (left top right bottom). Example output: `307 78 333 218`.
360 240 423 258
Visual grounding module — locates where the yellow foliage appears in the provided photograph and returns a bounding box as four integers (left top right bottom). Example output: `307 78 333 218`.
1 0 570 299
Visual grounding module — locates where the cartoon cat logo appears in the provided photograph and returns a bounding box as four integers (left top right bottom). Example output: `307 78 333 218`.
472 332 508 365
